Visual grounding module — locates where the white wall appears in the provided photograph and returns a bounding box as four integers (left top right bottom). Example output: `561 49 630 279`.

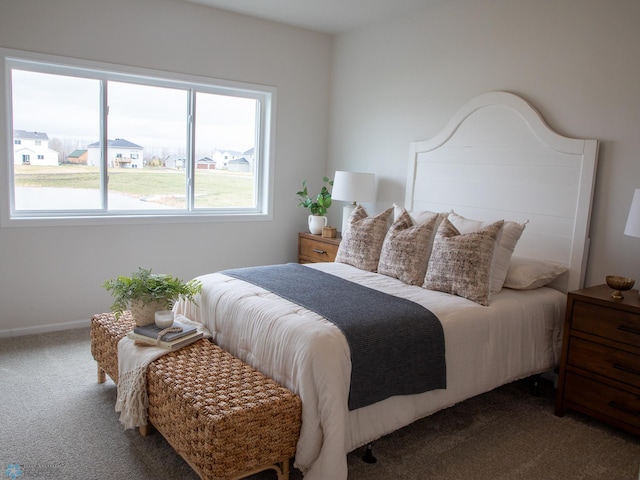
327 0 640 290
3 0 638 336
0 0 332 335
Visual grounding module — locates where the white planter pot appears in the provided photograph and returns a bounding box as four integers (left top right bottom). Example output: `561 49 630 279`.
308 215 327 234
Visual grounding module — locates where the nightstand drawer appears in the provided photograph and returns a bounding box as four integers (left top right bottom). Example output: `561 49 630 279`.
565 372 640 429
299 236 339 263
568 337 640 388
572 301 640 346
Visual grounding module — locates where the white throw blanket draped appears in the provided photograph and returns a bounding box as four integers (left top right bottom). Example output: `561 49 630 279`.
115 315 211 429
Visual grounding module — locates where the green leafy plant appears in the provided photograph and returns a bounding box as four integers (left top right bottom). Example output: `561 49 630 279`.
296 177 333 216
102 267 202 319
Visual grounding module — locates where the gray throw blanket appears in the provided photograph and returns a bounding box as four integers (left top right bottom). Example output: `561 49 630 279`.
222 263 446 410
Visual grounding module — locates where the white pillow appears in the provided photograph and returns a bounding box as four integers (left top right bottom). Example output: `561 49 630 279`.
448 211 526 294
503 256 569 290
393 204 448 228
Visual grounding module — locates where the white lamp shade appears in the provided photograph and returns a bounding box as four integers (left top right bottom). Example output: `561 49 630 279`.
331 171 376 203
625 189 640 238
332 171 376 233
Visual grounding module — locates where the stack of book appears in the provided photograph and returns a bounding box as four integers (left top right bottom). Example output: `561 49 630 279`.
127 320 203 350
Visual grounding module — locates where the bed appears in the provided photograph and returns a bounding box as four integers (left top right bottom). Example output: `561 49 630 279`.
174 91 599 480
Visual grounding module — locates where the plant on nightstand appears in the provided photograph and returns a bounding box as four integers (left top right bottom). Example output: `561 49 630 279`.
102 267 202 326
297 176 333 234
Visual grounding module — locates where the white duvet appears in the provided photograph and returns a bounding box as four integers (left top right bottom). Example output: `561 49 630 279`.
174 262 565 480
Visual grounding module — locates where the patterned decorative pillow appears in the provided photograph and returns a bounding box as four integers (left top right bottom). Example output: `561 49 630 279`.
448 211 526 294
424 218 504 306
378 208 438 285
336 205 393 271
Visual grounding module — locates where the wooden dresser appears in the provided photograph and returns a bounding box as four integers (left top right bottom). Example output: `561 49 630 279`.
298 232 340 264
555 284 640 435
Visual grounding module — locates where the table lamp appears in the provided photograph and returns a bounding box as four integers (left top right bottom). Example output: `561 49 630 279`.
623 188 640 297
331 171 376 233
624 189 640 239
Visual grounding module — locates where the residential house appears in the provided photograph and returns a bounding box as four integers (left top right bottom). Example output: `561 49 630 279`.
12 130 59 166
210 149 244 170
243 147 254 163
66 149 88 164
227 157 250 173
196 156 217 170
164 154 185 169
86 138 144 168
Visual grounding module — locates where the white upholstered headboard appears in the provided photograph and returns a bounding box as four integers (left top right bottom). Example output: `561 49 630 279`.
405 92 598 293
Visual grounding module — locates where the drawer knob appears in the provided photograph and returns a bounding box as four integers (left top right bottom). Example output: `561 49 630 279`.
312 249 327 255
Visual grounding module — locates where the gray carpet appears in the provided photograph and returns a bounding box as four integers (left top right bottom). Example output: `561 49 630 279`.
1 327 639 480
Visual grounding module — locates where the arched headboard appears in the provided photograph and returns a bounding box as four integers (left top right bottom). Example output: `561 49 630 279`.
405 91 599 292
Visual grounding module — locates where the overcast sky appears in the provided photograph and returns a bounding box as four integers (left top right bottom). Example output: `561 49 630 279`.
11 69 257 155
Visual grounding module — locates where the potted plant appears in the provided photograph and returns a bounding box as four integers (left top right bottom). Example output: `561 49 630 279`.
297 176 333 234
102 267 202 326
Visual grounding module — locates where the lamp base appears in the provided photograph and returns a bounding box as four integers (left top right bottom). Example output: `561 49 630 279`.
341 203 356 234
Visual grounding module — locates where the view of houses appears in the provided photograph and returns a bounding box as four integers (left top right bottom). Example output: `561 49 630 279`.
12 129 254 172
12 130 59 166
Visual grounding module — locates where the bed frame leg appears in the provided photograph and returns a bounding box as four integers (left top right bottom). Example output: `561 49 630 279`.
530 374 541 396
362 444 377 464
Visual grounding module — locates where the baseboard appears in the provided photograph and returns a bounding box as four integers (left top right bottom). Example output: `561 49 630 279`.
0 318 91 338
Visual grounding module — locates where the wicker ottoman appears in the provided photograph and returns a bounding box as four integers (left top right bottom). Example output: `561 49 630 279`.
91 311 135 383
90 313 302 480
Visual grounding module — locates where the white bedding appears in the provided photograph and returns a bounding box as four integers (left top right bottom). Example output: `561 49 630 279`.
174 261 565 480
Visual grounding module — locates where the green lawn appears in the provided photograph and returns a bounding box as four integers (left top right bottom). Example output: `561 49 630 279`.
14 165 254 208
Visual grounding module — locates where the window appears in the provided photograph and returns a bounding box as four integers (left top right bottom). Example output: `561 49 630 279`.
1 49 275 226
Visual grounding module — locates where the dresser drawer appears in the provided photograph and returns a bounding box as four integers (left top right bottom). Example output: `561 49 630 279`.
299 236 339 263
565 372 640 429
568 337 640 388
572 301 640 346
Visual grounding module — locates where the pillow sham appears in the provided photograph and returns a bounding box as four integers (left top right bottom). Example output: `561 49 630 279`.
503 256 569 290
392 204 448 228
424 218 504 306
335 205 393 272
448 211 526 294
378 208 438 285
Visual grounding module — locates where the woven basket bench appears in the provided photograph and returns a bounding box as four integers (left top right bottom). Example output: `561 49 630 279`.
90 312 302 480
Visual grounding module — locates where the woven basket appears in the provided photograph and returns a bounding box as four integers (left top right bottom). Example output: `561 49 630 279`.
91 312 301 479
147 340 301 480
90 312 135 383
129 299 168 326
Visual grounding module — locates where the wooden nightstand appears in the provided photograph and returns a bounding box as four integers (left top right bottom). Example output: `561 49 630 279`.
298 232 341 264
555 284 640 435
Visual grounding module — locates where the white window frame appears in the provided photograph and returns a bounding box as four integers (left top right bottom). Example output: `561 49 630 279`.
0 48 276 227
